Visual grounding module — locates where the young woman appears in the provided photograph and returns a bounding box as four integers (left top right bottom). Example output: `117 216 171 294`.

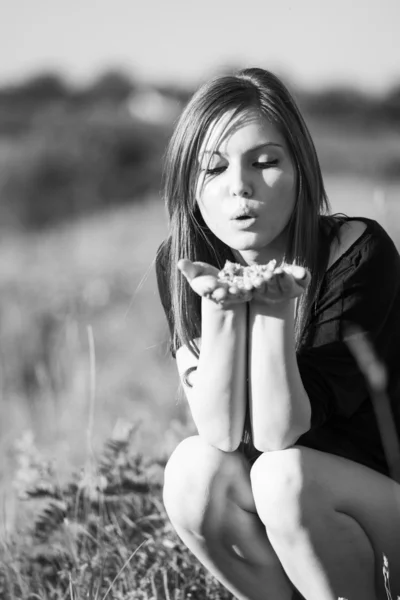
155 67 400 600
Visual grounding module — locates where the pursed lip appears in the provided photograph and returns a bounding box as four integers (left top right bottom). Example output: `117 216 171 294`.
230 208 258 220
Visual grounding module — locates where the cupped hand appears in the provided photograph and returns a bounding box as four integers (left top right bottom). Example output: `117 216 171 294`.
251 264 311 304
177 259 253 307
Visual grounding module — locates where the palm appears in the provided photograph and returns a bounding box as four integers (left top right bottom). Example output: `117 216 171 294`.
178 259 310 307
251 265 310 304
178 259 252 306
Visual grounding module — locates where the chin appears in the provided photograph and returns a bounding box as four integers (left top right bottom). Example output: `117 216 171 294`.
227 234 272 253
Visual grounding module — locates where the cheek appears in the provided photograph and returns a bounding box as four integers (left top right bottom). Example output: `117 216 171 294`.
197 180 222 217
263 168 295 189
263 169 296 207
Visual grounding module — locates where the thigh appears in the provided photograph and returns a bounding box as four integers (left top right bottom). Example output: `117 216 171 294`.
295 446 400 592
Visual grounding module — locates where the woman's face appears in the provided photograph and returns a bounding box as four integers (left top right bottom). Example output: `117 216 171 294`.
195 110 297 265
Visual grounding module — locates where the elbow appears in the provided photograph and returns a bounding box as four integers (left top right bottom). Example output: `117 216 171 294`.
198 434 241 453
253 441 296 453
193 409 244 453
214 438 241 453
253 437 293 453
197 427 242 453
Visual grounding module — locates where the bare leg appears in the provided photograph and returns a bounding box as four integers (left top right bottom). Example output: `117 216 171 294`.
163 435 297 600
251 447 400 600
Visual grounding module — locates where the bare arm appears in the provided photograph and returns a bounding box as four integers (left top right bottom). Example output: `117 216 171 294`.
248 272 312 452
176 259 249 452
177 299 247 452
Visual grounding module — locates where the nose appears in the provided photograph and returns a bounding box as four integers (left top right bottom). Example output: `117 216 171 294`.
229 167 253 198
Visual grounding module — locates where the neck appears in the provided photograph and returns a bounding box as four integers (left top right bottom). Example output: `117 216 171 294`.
234 248 285 266
233 224 290 266
233 235 287 266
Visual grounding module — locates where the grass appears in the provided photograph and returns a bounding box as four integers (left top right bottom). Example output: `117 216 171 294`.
1 426 399 599
1 420 234 599
0 175 399 598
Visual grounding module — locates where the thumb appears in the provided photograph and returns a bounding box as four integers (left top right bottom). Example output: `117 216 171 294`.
177 259 200 282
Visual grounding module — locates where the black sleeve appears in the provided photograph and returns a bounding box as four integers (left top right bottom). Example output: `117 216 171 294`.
155 238 176 356
297 222 400 430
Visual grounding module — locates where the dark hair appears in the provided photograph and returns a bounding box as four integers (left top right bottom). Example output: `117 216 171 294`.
159 67 345 359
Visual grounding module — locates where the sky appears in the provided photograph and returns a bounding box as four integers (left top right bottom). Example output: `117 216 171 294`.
1 0 400 95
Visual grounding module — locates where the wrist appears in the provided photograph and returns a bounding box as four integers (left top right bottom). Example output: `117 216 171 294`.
250 297 295 320
202 296 248 316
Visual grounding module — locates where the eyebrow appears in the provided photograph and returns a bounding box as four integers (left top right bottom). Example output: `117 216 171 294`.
202 142 283 157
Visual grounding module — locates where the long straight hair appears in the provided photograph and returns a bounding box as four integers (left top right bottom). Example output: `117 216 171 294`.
160 67 344 358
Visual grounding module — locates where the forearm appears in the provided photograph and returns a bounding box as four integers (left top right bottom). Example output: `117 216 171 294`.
189 298 247 452
249 299 311 451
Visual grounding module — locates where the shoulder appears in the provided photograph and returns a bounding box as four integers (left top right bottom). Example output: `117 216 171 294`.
310 218 400 346
327 219 368 270
327 216 400 274
338 219 400 331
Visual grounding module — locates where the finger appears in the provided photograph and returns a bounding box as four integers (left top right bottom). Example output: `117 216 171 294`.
261 270 274 283
283 264 308 281
224 289 253 305
274 270 295 295
190 275 220 297
178 259 218 281
177 259 198 282
275 269 309 298
296 268 311 287
212 287 228 302
291 266 307 280
252 276 266 292
228 285 243 298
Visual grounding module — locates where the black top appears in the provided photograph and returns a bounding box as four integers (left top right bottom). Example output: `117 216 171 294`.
156 217 400 480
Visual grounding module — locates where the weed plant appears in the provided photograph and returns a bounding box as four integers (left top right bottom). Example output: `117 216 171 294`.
0 420 234 600
1 419 399 600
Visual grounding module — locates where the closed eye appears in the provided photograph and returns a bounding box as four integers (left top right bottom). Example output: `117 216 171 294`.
205 160 279 176
254 160 279 169
205 166 226 175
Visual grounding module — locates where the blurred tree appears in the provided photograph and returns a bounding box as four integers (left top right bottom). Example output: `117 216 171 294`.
0 72 70 135
154 82 192 106
0 70 399 230
0 106 171 230
380 84 400 122
301 87 376 123
82 69 135 103
0 72 69 104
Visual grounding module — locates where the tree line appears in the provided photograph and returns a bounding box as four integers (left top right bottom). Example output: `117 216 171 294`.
0 69 399 231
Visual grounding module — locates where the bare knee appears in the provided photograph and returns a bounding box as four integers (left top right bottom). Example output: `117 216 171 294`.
163 435 249 532
250 446 319 533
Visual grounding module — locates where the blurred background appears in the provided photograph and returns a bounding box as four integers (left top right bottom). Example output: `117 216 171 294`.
1 0 400 531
